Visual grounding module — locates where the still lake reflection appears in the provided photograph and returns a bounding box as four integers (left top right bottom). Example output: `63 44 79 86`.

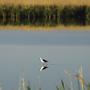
0 31 90 90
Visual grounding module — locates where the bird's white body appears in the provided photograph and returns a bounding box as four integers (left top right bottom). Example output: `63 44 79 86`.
40 57 44 63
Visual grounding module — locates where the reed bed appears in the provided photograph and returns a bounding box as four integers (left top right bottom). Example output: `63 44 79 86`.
0 5 90 26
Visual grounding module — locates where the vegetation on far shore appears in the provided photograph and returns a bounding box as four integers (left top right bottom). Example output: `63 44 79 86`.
0 5 90 26
0 5 90 30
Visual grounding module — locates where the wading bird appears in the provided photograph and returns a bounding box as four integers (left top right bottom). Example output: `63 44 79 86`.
40 57 48 71
40 57 48 63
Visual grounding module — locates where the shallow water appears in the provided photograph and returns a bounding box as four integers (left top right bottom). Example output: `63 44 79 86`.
0 30 90 90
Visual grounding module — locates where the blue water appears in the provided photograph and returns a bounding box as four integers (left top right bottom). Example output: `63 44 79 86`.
0 30 90 45
0 30 90 90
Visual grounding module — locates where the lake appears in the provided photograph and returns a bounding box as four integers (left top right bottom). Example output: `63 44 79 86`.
0 30 90 90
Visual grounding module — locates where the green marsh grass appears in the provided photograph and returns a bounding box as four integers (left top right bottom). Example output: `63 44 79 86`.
0 5 90 26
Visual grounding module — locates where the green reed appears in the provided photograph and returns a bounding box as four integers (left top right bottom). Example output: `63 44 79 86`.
0 5 90 26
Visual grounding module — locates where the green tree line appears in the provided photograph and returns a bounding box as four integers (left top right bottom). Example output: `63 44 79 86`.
0 5 90 26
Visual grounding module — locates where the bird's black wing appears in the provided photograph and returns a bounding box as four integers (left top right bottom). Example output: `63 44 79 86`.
43 59 48 62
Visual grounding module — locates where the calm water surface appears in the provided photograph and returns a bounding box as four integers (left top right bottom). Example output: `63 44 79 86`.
0 30 90 90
